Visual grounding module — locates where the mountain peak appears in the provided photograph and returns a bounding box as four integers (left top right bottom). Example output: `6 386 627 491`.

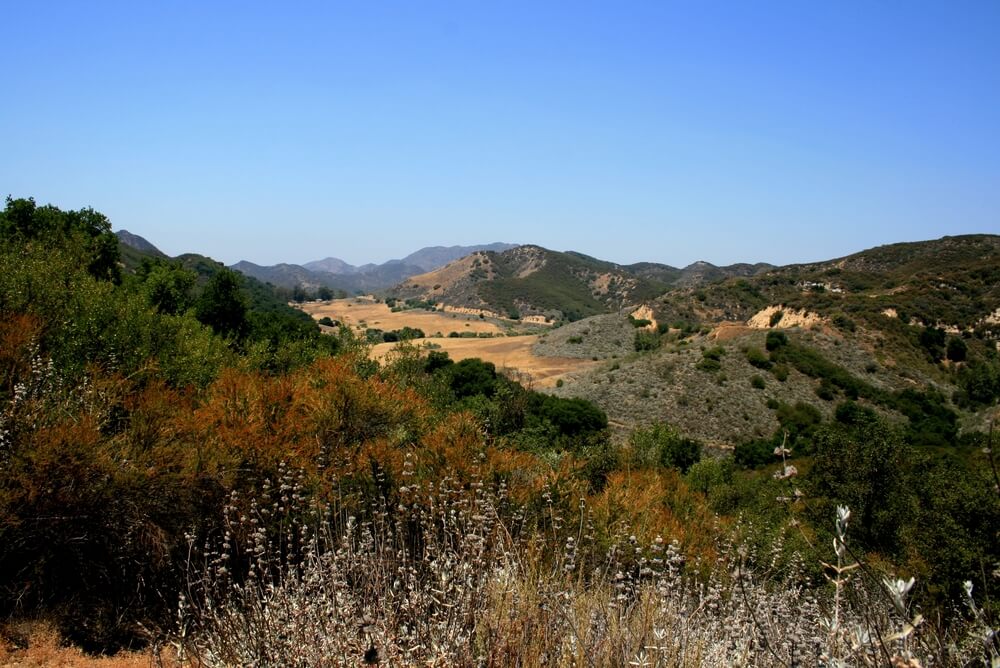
400 243 518 272
115 229 165 257
303 256 357 274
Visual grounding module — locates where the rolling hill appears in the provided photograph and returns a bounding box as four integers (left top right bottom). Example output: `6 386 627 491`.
388 245 782 323
389 245 668 322
539 234 1000 447
114 234 319 336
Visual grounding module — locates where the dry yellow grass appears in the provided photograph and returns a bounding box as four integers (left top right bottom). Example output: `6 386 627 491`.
373 336 599 387
299 299 592 386
0 622 178 667
299 298 502 336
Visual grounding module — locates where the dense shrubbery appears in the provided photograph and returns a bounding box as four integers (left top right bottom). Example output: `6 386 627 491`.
628 423 702 472
633 329 661 351
955 357 1000 409
766 330 960 447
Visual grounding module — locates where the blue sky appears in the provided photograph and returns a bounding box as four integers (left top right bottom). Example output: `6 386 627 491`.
3 1 998 267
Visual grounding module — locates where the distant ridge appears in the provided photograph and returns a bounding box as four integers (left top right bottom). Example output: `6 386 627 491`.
397 243 518 272
301 243 518 276
234 243 519 293
230 261 342 291
303 256 357 274
115 230 165 257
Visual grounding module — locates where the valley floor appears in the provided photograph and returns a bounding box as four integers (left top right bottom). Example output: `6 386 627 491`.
372 335 600 387
299 298 597 387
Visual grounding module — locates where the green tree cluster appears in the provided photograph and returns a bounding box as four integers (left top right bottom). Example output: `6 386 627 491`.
628 423 702 473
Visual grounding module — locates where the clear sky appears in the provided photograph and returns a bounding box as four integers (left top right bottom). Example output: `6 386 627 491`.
3 1 998 268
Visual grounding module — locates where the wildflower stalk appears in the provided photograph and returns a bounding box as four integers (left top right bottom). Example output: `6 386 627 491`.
822 505 858 664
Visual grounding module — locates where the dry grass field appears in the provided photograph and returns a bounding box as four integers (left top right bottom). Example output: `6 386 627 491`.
299 298 503 336
0 622 179 667
373 336 599 387
298 299 590 386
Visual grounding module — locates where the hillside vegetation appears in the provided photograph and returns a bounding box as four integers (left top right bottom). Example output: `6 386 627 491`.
392 245 668 322
535 235 1000 443
1 199 998 666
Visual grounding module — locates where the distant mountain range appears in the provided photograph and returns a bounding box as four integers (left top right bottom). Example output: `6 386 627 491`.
304 243 518 275
115 228 778 316
232 243 518 294
120 227 1000 338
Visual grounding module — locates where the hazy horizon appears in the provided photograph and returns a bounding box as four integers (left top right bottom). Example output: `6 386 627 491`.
117 229 1000 273
5 2 998 268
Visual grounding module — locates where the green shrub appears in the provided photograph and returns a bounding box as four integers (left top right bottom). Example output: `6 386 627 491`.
746 347 772 370
832 313 856 332
919 326 947 360
424 350 453 373
734 439 774 468
816 379 836 401
685 457 734 495
955 358 1000 408
629 423 702 473
765 330 788 351
695 357 721 373
703 346 725 361
946 336 967 362
750 375 766 390
447 358 498 398
530 394 608 439
634 330 660 352
775 401 823 452
195 268 249 339
696 346 725 372
398 326 425 340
